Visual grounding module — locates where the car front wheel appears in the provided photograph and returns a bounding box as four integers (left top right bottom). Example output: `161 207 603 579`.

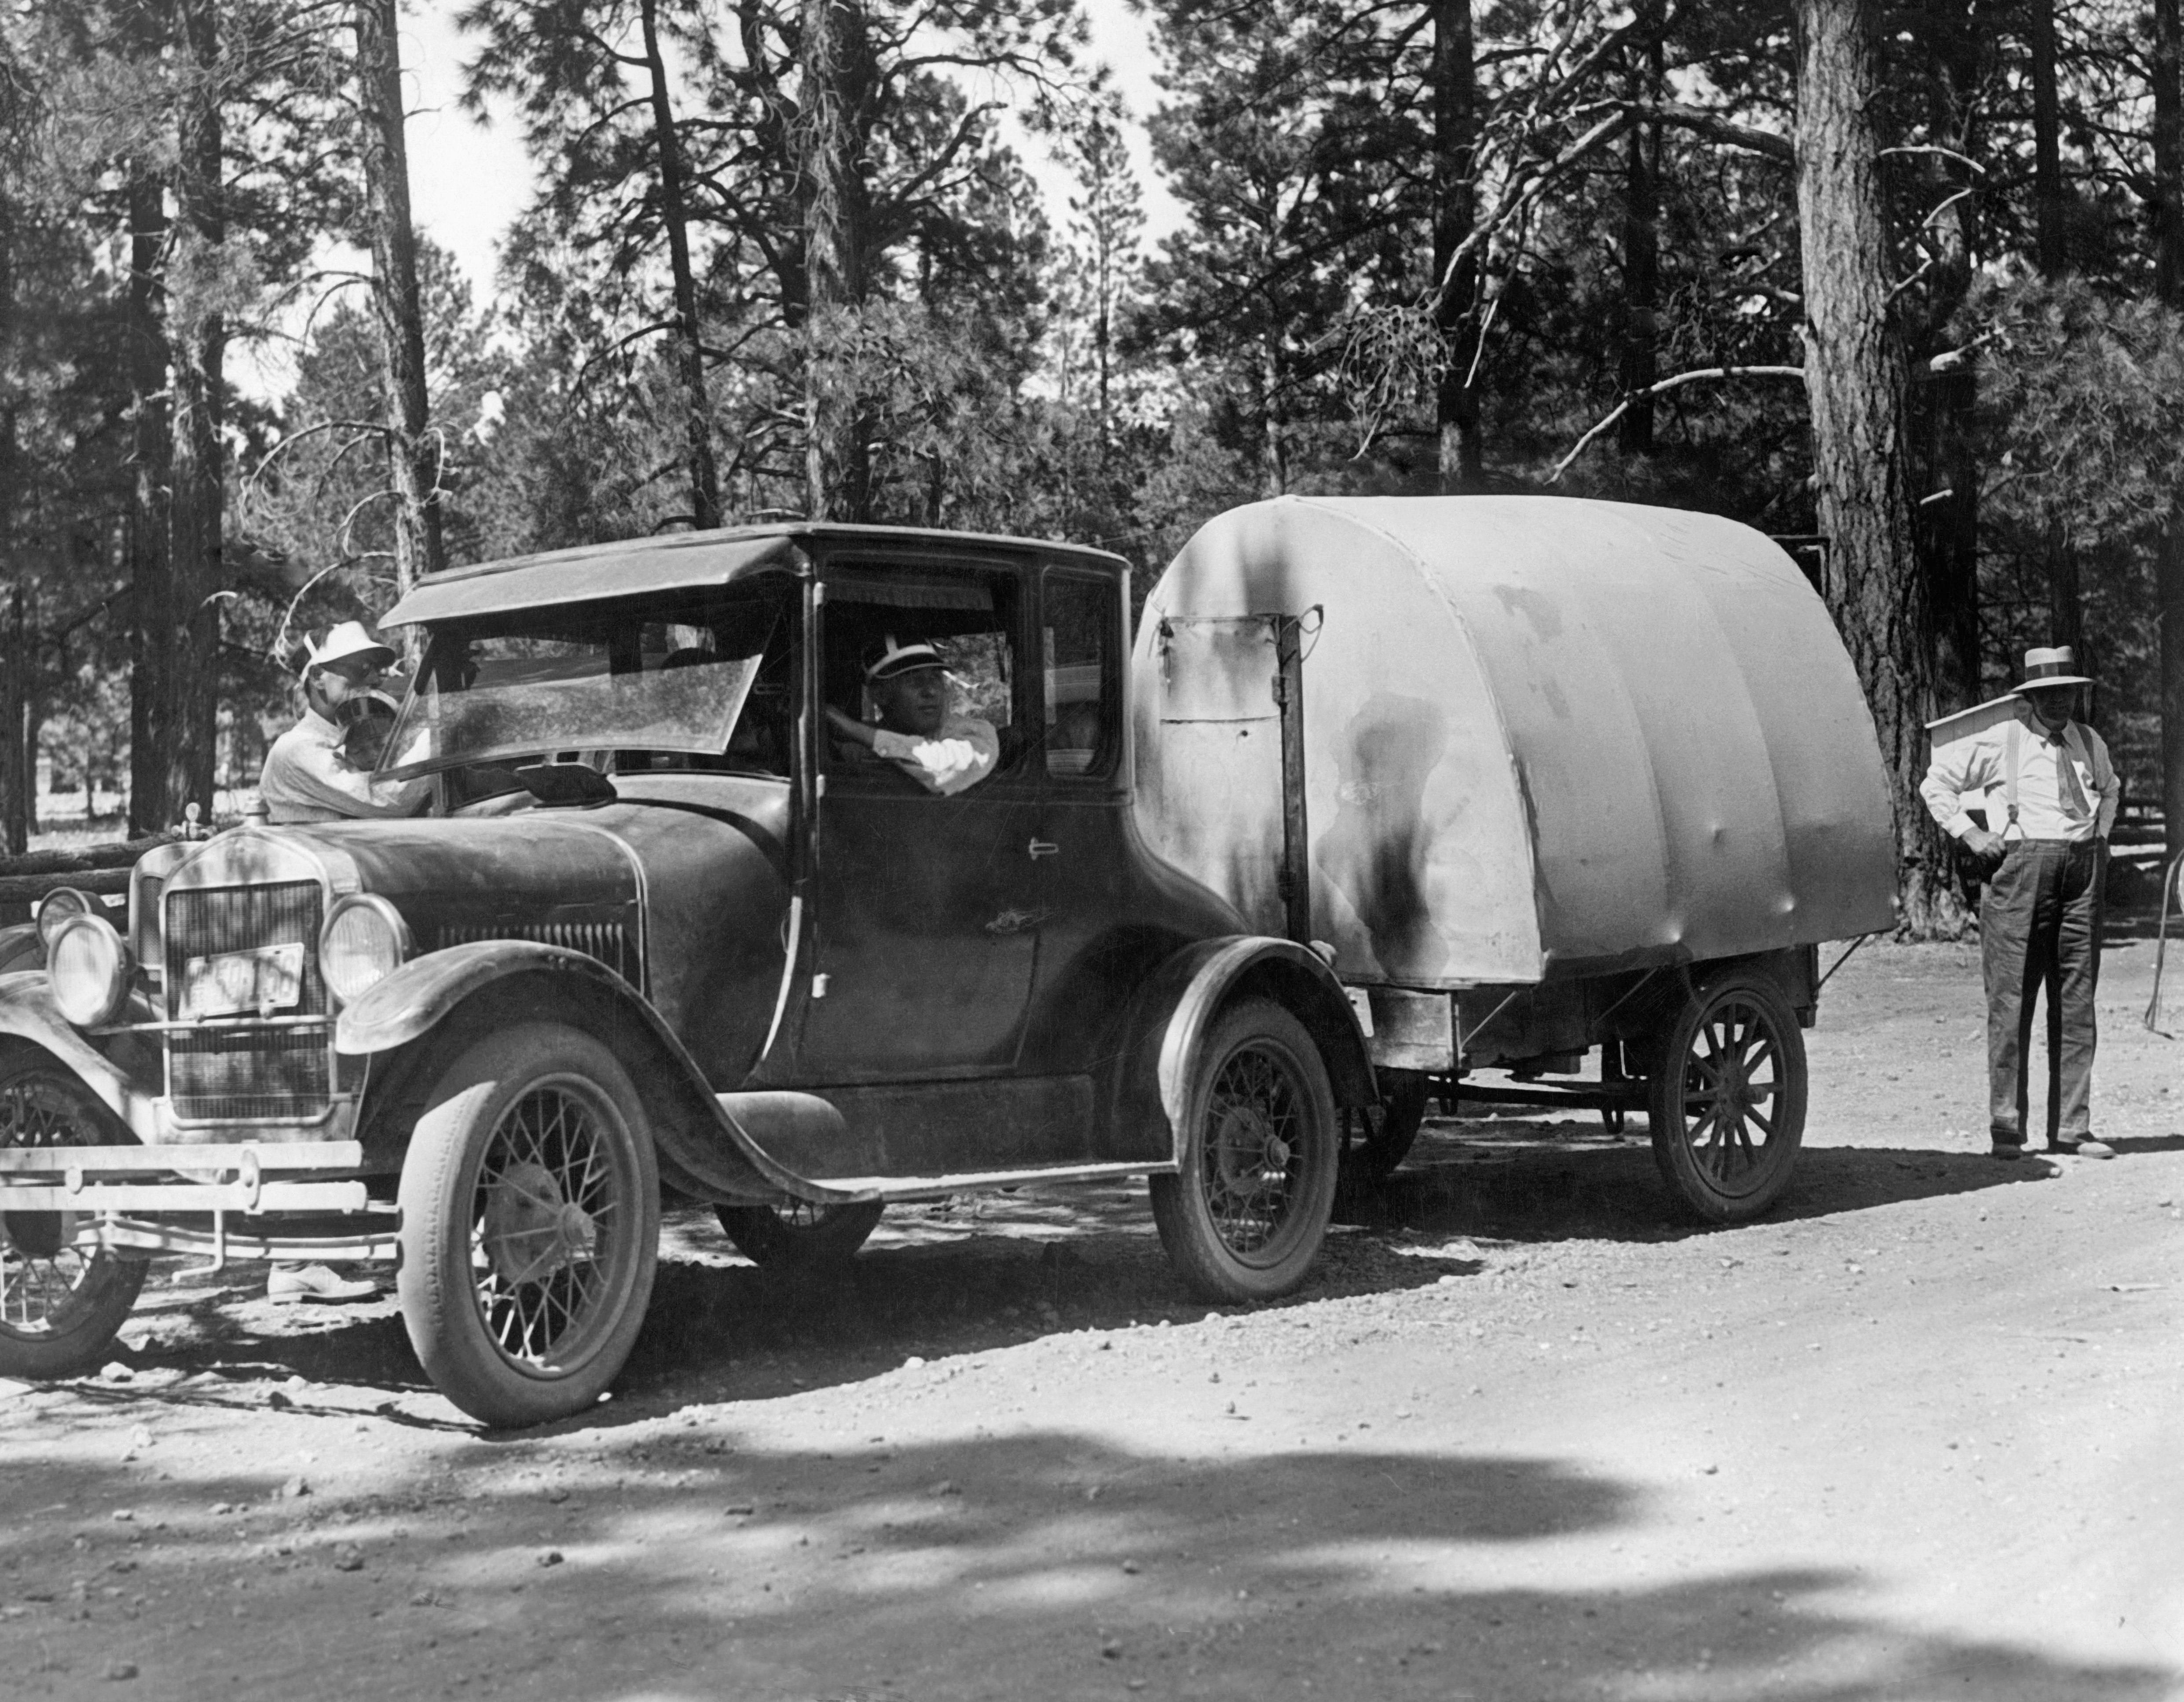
715 1199 883 1268
0 1049 146 1380
1151 999 1339 1303
397 1024 660 1427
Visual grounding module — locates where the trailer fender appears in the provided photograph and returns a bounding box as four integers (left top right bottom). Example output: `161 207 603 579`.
336 943 862 1208
1150 937 1374 1156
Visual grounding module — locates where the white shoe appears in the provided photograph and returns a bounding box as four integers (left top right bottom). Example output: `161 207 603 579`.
267 1264 377 1304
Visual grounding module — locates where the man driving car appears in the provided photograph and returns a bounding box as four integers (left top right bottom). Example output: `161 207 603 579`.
826 637 999 795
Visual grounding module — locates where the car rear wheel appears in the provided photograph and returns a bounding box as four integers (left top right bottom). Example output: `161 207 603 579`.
397 1024 660 1427
1151 999 1339 1303
1647 973 1807 1223
714 1199 883 1268
0 1050 146 1380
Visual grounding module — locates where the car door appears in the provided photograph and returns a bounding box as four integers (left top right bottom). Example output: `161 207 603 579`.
790 555 1046 1084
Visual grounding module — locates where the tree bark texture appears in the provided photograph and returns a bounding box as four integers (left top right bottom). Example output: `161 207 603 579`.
1913 16 1984 715
2028 0 2066 275
355 0 451 598
1 585 26 857
166 0 223 821
1432 0 1482 488
798 0 873 522
1795 0 1963 935
2154 0 2184 851
636 0 722 530
125 164 174 838
1619 28 1664 456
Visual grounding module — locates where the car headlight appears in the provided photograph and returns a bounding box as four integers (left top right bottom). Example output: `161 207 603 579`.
319 895 413 1007
34 887 99 950
48 913 133 1028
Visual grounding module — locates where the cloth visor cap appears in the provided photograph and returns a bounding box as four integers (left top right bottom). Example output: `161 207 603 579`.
2012 645 2094 693
307 620 397 673
865 637 945 681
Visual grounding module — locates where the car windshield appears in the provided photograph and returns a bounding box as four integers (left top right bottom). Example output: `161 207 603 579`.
378 584 788 780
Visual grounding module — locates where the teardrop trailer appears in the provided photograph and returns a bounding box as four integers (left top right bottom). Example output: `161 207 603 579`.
1132 495 1899 1207
0 498 1895 1425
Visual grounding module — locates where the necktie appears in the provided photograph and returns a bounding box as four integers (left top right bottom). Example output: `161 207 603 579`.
2052 728 2092 823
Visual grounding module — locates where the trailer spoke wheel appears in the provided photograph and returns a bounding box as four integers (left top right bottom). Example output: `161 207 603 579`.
1648 975 1806 1223
399 1025 659 1427
1152 1000 1338 1303
0 1053 146 1380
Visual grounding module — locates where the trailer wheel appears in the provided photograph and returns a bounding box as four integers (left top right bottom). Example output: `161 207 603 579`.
397 1024 660 1427
1339 1071 1430 1183
1647 974 1806 1223
715 1199 883 1268
0 1052 145 1381
1151 999 1338 1303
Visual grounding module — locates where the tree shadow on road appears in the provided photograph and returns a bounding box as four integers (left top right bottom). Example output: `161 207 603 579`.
0 1421 2169 1702
1340 1119 2060 1247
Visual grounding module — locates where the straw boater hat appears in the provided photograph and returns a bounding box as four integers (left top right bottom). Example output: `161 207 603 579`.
304 620 397 673
2012 645 2094 694
865 636 945 681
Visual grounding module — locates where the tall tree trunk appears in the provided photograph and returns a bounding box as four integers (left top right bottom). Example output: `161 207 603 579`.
125 165 175 838
798 0 872 522
1432 0 1482 488
1796 0 1964 936
167 0 223 822
2028 0 2066 275
1915 5 1985 716
2154 0 2184 856
635 0 721 530
355 0 451 603
1619 27 1664 456
0 585 26 857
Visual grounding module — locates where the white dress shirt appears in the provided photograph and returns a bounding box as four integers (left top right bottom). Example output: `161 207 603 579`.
259 709 433 824
1919 706 2118 844
870 714 1000 795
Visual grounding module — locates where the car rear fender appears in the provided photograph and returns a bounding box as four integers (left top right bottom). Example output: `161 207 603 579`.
337 943 858 1208
1125 937 1374 1162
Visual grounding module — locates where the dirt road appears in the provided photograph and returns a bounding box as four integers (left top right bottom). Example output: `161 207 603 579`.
4 938 2181 1702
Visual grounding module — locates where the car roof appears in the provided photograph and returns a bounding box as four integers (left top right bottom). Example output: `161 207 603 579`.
380 523 1129 628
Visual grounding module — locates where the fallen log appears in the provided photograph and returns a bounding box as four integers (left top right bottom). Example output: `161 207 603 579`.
0 835 174 880
0 867 134 906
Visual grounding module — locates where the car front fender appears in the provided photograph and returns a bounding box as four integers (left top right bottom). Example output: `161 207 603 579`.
336 941 858 1209
1138 937 1375 1160
0 970 162 1143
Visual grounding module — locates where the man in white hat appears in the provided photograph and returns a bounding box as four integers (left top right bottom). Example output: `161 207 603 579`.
825 637 999 795
258 620 432 825
1920 645 2119 1159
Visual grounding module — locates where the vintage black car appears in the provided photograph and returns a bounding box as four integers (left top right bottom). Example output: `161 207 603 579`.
0 526 1373 1425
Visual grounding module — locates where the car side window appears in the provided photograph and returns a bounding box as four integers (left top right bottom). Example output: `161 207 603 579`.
822 563 1026 783
1044 572 1117 780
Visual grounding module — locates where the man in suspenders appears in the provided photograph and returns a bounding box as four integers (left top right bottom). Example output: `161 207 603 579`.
1920 647 2120 1159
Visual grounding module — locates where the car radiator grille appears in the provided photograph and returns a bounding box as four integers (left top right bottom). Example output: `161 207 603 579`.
165 882 332 1122
436 921 636 983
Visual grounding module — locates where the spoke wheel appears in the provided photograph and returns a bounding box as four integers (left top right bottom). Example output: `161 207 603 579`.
1151 999 1338 1303
398 1024 659 1427
1647 973 1807 1223
0 1047 146 1380
1339 1071 1430 1184
715 1198 883 1268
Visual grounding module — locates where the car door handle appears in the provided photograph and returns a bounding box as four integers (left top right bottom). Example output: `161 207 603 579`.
1027 838 1061 859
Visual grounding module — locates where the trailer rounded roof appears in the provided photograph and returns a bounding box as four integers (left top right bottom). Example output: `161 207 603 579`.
1131 495 1897 985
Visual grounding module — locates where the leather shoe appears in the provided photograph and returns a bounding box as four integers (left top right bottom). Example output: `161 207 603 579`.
1989 1141 2023 1160
267 1263 378 1304
2047 1138 2115 1159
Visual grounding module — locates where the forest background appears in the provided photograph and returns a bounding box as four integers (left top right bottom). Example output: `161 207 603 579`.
4 0 2183 937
